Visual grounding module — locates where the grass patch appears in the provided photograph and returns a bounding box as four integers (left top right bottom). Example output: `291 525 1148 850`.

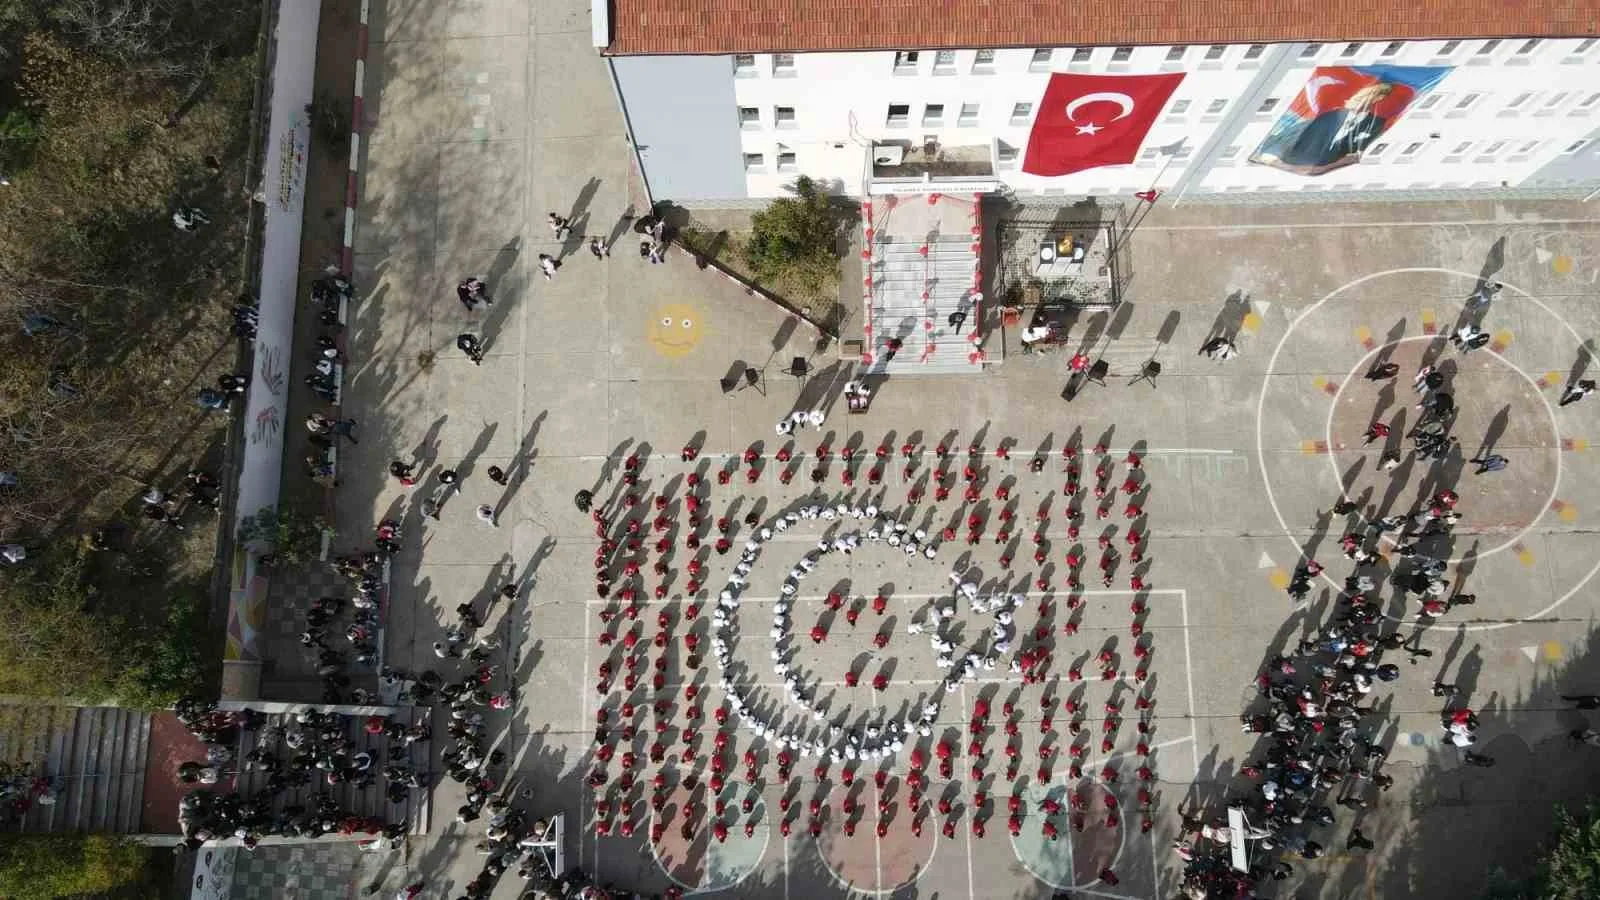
0 0 264 704
679 226 843 330
0 833 162 900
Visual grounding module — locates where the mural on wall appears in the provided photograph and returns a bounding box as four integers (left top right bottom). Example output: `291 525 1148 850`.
1251 65 1452 176
1023 72 1186 176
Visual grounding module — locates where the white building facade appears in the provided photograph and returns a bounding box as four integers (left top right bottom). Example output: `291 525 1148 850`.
603 35 1600 203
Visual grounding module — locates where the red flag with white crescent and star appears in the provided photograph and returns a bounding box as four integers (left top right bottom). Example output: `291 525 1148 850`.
1022 72 1186 176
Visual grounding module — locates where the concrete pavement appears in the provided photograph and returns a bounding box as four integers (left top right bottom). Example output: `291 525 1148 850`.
340 0 1600 894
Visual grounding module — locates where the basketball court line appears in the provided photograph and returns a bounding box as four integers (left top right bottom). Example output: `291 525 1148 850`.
560 448 1241 464
1322 335 1560 563
959 685 977 900
586 588 1188 606
1255 266 1600 632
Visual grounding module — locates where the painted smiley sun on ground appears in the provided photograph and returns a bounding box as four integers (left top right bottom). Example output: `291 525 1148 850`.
649 303 705 359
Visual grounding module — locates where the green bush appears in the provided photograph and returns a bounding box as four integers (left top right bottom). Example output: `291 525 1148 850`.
743 175 844 297
0 833 150 899
1485 804 1600 899
237 505 326 564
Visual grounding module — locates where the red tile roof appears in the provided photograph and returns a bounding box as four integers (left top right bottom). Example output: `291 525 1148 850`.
605 1 1596 56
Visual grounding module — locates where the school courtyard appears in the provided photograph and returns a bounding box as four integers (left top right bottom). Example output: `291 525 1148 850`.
332 0 1600 894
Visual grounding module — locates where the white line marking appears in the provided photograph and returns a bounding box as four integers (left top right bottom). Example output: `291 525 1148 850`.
1322 335 1560 563
1144 218 1600 232
1179 588 1199 776
1253 266 1600 632
585 588 1186 606
959 684 976 900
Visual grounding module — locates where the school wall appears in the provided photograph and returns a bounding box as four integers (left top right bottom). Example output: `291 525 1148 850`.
614 37 1600 203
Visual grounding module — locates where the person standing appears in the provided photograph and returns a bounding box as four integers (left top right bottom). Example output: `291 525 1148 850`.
389 460 418 486
1467 281 1502 309
539 254 561 280
1364 421 1390 445
1560 379 1596 407
476 505 498 527
306 412 359 443
456 333 485 365
487 466 509 486
574 490 594 513
547 213 571 240
589 237 609 259
1470 454 1508 474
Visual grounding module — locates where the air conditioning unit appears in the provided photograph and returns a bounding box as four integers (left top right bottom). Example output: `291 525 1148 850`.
873 145 904 165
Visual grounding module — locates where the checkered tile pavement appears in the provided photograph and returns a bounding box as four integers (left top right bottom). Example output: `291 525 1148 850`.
259 563 378 701
228 844 366 900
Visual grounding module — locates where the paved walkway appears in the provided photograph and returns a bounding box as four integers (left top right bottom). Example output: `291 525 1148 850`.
341 0 1600 894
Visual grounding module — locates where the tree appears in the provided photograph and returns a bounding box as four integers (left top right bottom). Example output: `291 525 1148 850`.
237 505 326 564
1485 804 1600 899
743 175 844 296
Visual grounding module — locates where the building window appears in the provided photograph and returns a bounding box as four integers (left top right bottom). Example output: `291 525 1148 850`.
1571 38 1598 57
1517 38 1542 55
1299 43 1322 59
932 49 956 72
1010 102 1033 124
777 151 797 171
1220 144 1242 160
923 103 945 125
996 141 1019 169
1030 48 1052 71
1205 98 1228 115
772 53 796 76
1436 40 1461 56
1165 46 1187 62
1167 99 1190 116
1510 139 1542 159
1578 92 1600 111
743 152 765 170
1563 139 1591 154
1172 145 1192 160
738 106 760 128
1257 97 1279 114
1454 93 1480 110
1380 41 1403 57
1366 142 1390 158
1340 42 1362 57
1205 44 1226 60
1445 140 1474 160
1138 148 1159 162
958 102 980 126
1243 43 1266 60
1476 140 1506 159
1071 47 1093 63
1544 92 1570 110
973 49 996 71
893 50 919 72
886 103 910 127
1399 141 1424 158
733 54 756 76
1476 39 1501 56
774 106 796 127
1415 92 1446 112
1111 46 1133 62
1503 92 1532 112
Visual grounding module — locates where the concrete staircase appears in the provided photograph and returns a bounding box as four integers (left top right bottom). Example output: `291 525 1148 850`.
868 235 984 375
0 705 152 834
231 710 430 836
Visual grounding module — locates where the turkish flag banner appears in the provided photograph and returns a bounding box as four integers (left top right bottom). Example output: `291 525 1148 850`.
1022 72 1185 176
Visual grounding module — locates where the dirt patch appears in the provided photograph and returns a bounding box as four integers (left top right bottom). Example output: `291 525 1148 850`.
678 226 844 332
